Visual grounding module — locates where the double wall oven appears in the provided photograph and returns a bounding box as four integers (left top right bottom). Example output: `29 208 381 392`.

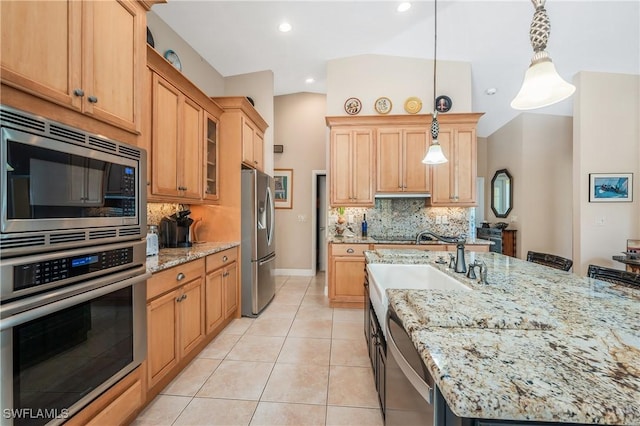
1 106 148 425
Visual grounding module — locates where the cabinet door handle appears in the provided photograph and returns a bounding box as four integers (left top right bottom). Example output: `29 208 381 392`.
222 255 228 262
176 296 182 303
73 89 85 97
346 248 355 254
87 96 98 103
182 294 188 301
176 272 186 281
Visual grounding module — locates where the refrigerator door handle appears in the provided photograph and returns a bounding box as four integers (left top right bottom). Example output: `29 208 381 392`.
258 253 276 266
266 185 275 246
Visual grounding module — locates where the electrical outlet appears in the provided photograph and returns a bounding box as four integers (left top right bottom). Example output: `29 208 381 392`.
298 214 307 222
595 216 605 226
348 214 354 223
442 215 449 224
435 216 442 224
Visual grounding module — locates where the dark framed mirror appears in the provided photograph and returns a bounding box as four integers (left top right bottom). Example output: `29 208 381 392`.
491 169 513 218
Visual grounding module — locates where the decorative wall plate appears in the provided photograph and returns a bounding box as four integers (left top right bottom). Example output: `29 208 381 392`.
435 95 452 112
404 97 422 114
344 97 362 115
374 97 392 114
164 49 182 71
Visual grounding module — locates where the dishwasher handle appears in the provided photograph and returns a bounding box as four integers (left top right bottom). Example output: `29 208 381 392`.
387 312 434 404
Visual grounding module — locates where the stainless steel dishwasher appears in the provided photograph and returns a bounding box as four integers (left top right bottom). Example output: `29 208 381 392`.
385 307 447 426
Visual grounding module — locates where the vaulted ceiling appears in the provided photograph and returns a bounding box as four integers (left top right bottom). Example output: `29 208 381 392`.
154 1 640 137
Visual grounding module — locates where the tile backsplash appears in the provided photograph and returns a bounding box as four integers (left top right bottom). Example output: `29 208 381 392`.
328 199 475 239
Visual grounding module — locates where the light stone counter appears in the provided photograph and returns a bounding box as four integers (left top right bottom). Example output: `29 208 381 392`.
327 235 492 246
146 241 239 273
366 249 640 424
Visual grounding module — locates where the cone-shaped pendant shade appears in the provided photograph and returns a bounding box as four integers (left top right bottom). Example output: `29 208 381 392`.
511 58 575 110
422 142 448 164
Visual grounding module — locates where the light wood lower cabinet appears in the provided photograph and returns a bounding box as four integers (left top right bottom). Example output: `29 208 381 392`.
329 243 371 307
146 259 205 390
205 247 239 333
64 365 145 426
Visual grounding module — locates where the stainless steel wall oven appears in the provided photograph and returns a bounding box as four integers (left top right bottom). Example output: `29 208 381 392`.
1 105 146 258
0 106 149 425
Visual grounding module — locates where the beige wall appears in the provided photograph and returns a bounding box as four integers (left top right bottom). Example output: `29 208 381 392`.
147 10 225 96
273 93 328 273
225 72 275 175
327 55 472 116
573 72 640 274
486 114 573 260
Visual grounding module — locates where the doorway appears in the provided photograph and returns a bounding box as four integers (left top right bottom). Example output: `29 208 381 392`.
311 171 327 276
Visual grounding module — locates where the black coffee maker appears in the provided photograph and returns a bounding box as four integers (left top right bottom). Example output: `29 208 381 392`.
159 210 194 248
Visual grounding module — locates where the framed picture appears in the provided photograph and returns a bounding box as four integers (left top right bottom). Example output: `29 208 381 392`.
274 169 293 209
589 173 633 202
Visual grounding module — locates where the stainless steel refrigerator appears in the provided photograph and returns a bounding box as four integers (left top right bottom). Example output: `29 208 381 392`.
241 169 276 316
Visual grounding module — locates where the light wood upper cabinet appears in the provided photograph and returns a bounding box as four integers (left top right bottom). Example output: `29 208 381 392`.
377 127 430 193
213 97 268 172
0 0 145 134
429 114 483 206
204 113 220 201
329 128 375 207
150 73 203 200
147 47 223 204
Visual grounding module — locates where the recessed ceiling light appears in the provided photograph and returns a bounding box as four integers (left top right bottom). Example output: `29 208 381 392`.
397 2 411 13
485 88 497 96
305 77 315 84
278 22 292 33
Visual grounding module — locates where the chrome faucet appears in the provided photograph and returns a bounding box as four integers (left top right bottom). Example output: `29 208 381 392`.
416 230 467 273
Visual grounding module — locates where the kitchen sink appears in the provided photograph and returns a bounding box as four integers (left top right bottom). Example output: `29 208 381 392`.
367 263 471 337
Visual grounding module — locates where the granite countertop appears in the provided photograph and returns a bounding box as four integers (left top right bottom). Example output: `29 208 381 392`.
327 235 492 245
146 241 240 273
366 249 640 424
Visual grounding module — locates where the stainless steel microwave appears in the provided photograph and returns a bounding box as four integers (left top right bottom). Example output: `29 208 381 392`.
1 106 147 257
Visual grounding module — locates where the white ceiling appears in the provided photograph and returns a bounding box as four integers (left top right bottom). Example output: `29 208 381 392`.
153 1 640 137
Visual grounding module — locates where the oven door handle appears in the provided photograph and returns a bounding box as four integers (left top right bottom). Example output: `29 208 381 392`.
0 273 150 331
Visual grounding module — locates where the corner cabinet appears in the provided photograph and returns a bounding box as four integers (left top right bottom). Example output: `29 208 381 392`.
0 0 149 134
212 97 268 172
429 113 484 206
328 127 375 206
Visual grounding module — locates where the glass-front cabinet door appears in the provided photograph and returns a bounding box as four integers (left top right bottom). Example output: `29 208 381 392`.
204 113 219 201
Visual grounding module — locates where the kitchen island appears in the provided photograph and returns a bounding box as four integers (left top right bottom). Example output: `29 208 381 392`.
366 249 640 425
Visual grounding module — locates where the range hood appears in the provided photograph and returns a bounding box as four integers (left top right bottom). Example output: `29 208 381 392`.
374 193 431 199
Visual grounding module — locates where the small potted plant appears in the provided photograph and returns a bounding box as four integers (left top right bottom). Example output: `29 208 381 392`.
335 207 347 237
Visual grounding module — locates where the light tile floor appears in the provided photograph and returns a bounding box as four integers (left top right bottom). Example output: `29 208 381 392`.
133 273 383 426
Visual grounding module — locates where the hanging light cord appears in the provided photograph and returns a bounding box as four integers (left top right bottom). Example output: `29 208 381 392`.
433 0 438 108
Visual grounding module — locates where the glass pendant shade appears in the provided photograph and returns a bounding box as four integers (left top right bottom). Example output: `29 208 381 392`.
511 58 576 110
422 143 448 164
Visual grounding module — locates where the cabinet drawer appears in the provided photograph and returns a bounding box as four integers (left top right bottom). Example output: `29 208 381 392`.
147 258 205 300
331 244 370 257
206 247 238 273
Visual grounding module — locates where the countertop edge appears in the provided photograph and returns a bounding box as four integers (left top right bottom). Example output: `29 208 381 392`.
146 242 240 274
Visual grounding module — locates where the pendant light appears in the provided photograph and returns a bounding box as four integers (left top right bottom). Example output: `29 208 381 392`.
511 0 575 110
422 0 447 165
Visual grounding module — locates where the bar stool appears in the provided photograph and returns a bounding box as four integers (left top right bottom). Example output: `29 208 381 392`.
526 251 573 272
587 264 640 288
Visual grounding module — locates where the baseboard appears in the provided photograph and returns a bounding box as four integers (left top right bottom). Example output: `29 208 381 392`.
274 268 314 276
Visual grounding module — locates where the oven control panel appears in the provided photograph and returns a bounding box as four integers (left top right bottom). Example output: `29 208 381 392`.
13 247 133 291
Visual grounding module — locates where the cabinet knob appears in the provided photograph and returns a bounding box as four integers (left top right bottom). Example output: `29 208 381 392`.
147 181 151 186
223 272 229 277
182 294 188 301
222 255 228 262
73 89 85 97
88 96 98 104
176 296 182 302
346 248 355 254
177 272 186 281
